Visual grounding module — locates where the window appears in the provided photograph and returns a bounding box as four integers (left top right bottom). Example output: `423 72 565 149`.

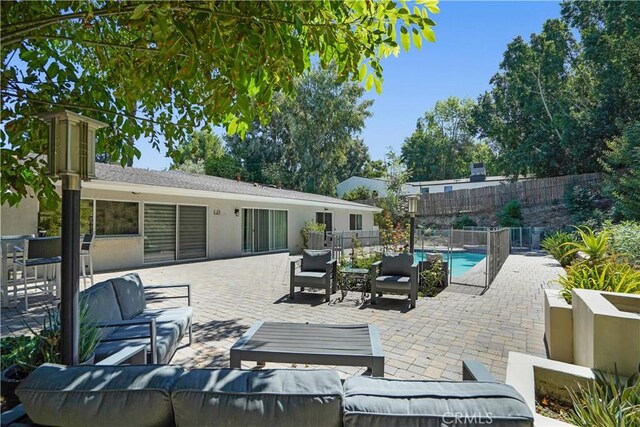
315 212 333 231
421 188 430 195
243 209 288 253
349 214 362 231
444 186 453 193
37 199 132 237
96 201 139 235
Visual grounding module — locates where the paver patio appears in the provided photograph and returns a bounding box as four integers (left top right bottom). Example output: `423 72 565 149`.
1 251 564 381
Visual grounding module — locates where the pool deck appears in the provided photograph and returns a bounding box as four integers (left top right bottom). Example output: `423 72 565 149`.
1 251 564 381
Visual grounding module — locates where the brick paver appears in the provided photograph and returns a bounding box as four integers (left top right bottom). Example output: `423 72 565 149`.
1 252 563 381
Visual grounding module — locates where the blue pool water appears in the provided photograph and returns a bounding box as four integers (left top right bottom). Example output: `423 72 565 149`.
415 251 486 277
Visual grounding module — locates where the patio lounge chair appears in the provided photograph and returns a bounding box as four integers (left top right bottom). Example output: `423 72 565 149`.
370 253 418 308
290 249 337 302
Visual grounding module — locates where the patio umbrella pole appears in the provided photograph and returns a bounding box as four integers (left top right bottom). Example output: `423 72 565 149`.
61 175 80 365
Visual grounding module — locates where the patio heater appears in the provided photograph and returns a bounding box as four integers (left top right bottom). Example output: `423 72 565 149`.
39 110 107 365
407 195 419 253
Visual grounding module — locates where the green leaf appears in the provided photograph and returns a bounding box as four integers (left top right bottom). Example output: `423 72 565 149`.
228 118 238 136
374 76 382 94
422 26 436 42
365 74 374 91
412 28 422 49
130 3 149 20
400 26 410 51
358 64 367 81
47 62 59 78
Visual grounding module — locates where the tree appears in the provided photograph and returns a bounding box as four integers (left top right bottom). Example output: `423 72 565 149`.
362 160 387 178
171 131 240 179
600 123 640 221
1 0 439 207
225 66 374 195
474 19 598 178
402 97 478 181
379 148 410 225
561 1 640 141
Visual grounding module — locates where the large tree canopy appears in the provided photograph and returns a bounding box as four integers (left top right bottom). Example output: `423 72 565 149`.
225 67 374 196
402 97 497 181
1 0 439 206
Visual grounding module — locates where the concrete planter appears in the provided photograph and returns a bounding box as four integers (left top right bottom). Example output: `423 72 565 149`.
544 289 573 363
572 289 640 377
506 352 594 427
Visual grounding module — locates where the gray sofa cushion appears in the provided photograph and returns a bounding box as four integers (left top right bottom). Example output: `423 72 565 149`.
111 273 146 319
172 368 343 427
375 276 411 292
136 307 193 338
343 377 534 427
94 318 181 365
80 280 123 339
302 249 332 272
16 364 182 427
381 253 413 277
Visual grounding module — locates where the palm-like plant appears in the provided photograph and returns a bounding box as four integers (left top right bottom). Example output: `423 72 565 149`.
562 227 612 267
559 262 640 303
567 367 640 427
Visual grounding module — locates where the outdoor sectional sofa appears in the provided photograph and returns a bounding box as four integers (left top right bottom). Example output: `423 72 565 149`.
5 361 534 427
81 273 192 364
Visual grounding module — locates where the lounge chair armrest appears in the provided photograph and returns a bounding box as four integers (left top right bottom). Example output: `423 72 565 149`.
326 258 337 267
371 261 382 267
145 284 191 306
0 404 27 427
96 345 147 365
96 318 157 364
411 261 419 268
462 360 498 382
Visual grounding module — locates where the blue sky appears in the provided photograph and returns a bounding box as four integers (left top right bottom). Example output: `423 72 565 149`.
135 1 562 170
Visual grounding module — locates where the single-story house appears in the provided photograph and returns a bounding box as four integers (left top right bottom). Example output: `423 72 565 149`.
1 163 380 272
337 163 529 196
336 176 411 198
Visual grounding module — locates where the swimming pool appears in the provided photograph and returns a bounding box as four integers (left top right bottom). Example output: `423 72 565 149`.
415 251 486 277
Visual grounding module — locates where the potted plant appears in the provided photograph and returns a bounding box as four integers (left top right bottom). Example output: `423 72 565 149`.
0 302 101 406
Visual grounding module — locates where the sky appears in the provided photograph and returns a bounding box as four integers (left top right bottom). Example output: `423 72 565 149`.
134 1 562 170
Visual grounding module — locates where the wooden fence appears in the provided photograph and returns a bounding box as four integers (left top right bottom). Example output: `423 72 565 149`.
416 173 602 215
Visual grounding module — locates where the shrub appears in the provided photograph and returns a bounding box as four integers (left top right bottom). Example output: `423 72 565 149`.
342 186 374 201
604 221 640 268
567 368 640 427
558 262 640 304
301 220 325 248
452 215 477 230
419 258 444 297
541 231 578 267
498 200 523 227
564 184 602 225
0 335 38 371
562 226 612 267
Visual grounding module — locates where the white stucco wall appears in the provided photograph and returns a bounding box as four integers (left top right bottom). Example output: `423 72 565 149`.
1 184 378 272
1 197 39 236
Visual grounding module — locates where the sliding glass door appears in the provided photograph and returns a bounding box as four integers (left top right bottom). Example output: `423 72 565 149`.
144 204 207 263
242 208 288 253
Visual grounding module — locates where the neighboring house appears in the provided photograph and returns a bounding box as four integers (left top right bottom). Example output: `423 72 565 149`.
1 163 380 272
337 163 527 196
406 176 520 194
336 176 411 198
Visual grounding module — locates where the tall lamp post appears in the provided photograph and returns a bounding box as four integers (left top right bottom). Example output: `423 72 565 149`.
408 195 418 253
39 110 107 365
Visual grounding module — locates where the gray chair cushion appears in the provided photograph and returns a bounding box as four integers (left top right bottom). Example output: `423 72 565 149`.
381 253 413 276
172 368 343 427
111 273 146 319
80 280 123 340
375 276 411 292
343 377 534 427
302 249 332 272
16 364 182 427
294 271 328 286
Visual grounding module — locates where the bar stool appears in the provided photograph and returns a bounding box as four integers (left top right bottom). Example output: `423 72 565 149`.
80 233 95 289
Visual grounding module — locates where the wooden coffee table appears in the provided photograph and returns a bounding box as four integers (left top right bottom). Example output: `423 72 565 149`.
230 322 385 376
